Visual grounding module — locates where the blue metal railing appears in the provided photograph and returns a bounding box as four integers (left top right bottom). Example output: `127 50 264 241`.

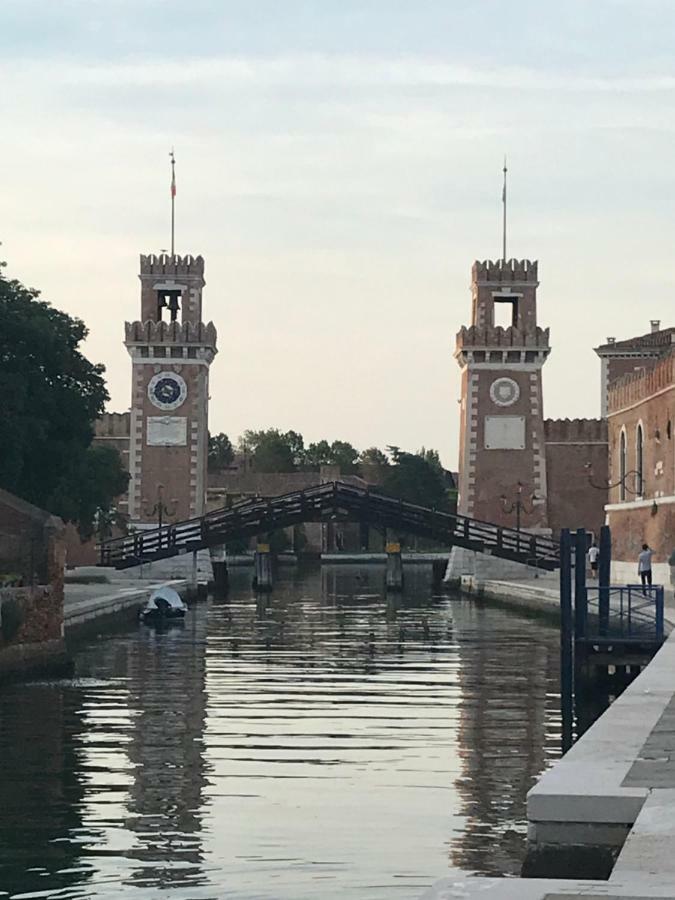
581 584 664 642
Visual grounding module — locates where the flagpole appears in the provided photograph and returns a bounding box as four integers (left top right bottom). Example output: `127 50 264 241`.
502 156 507 262
170 149 176 256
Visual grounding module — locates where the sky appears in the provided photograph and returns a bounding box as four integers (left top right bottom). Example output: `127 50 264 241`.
3 0 675 468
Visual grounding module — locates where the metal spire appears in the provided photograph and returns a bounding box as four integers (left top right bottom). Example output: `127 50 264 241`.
169 148 176 256
501 156 507 262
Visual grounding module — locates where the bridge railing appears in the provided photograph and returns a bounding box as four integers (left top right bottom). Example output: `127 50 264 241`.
98 480 561 570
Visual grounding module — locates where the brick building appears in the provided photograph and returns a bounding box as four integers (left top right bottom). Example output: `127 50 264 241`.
603 345 675 584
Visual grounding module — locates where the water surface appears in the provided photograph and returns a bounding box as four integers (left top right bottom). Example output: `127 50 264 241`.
0 564 560 899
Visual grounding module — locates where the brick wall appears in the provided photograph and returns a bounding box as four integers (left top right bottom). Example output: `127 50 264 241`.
0 489 65 671
544 419 608 539
606 351 675 569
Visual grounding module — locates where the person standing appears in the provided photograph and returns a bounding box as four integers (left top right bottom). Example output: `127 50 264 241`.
588 541 600 578
638 543 653 594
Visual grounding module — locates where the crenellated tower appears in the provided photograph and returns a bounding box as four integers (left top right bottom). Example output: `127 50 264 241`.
454 259 550 529
125 253 217 525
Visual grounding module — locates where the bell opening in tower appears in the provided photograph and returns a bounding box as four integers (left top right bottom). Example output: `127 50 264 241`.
493 295 518 328
157 289 181 322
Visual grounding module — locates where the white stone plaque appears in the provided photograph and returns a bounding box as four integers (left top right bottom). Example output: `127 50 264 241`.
484 416 526 450
147 416 187 446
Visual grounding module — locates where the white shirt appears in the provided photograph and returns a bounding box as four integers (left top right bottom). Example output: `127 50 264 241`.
588 546 599 563
638 549 653 573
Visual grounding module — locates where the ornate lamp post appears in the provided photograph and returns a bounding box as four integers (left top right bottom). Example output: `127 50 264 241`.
500 481 538 547
584 462 642 496
145 483 177 529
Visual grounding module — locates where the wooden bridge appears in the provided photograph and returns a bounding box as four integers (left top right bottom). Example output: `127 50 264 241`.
98 480 560 571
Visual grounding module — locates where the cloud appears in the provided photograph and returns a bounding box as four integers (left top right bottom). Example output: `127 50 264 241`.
8 53 675 94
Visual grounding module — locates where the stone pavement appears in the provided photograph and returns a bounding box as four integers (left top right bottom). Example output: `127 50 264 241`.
64 569 187 630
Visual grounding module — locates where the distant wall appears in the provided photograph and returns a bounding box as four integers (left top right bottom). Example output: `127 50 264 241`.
0 489 68 681
544 418 608 539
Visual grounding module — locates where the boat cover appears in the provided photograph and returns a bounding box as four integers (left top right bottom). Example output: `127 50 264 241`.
145 586 186 611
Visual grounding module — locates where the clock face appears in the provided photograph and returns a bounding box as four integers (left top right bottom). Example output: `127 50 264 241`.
147 372 187 411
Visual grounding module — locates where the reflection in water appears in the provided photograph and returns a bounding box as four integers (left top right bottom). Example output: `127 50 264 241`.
0 564 560 899
450 602 560 874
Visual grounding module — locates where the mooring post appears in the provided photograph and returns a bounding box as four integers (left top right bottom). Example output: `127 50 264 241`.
574 528 588 641
210 544 229 597
385 541 404 592
598 524 611 637
560 528 573 754
253 543 273 592
190 550 198 595
573 528 588 729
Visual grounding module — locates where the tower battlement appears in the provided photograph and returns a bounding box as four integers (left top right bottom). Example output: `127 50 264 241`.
544 418 608 444
472 259 538 285
140 253 205 280
125 320 217 348
456 324 550 350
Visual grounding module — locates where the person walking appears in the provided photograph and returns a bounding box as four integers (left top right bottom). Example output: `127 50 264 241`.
638 543 653 595
588 541 600 578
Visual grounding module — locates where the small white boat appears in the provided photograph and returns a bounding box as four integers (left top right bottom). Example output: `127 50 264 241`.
140 586 188 624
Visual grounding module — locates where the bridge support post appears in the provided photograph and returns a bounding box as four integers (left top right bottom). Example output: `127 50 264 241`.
385 542 404 592
253 543 274 592
210 545 229 598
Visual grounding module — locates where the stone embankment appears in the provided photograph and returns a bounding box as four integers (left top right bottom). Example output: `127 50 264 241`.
64 568 189 634
424 580 675 899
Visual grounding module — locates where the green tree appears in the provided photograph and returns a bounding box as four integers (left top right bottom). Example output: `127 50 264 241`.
383 447 450 511
240 429 303 472
328 440 359 473
358 446 390 469
0 264 128 532
305 439 359 472
304 439 332 468
208 432 234 470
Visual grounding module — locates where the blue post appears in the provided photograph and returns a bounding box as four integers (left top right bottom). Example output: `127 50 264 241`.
656 586 665 641
560 528 573 753
574 528 588 641
598 525 611 637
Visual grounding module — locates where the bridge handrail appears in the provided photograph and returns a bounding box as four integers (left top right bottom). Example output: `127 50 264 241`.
98 480 561 568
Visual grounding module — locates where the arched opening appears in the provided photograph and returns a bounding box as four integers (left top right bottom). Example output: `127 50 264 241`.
620 430 627 501
636 423 644 497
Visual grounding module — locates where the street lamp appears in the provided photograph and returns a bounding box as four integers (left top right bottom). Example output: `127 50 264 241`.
144 484 177 529
500 481 538 545
584 462 642 495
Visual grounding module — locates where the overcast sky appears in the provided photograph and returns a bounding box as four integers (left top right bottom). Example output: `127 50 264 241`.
3 0 675 467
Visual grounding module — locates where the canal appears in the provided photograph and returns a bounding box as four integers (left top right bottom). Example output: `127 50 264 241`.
0 564 560 899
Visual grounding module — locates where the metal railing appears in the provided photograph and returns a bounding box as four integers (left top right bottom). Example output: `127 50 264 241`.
581 584 665 642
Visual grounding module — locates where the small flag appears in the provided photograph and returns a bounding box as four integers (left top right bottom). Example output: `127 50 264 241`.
170 149 176 197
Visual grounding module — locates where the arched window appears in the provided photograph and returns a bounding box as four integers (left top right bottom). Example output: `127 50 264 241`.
636 423 644 497
620 430 627 501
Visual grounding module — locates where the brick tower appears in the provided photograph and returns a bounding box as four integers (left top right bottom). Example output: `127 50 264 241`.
454 259 550 529
124 254 217 526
